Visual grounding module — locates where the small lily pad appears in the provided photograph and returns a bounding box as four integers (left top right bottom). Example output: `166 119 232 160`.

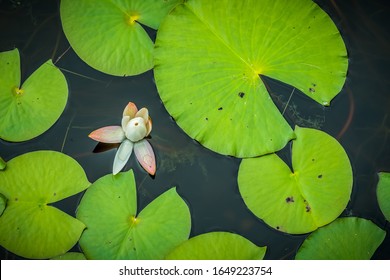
377 172 390 221
51 252 87 260
154 0 348 157
0 151 90 259
238 126 353 234
77 170 191 260
165 232 266 260
295 217 386 260
61 0 183 76
0 49 68 142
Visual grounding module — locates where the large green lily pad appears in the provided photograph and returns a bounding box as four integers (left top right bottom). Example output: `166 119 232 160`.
377 172 390 221
61 0 183 76
0 49 68 142
154 0 348 157
295 217 386 260
165 231 266 260
0 151 90 259
77 170 191 259
238 126 353 234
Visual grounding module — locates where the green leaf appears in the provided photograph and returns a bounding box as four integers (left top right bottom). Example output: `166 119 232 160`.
0 151 90 259
0 156 6 170
77 170 191 259
60 0 183 76
0 49 68 142
238 126 353 234
295 217 386 260
165 232 266 260
154 0 348 157
377 172 390 221
51 252 87 260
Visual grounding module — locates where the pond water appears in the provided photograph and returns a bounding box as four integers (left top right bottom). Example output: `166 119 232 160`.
0 0 389 259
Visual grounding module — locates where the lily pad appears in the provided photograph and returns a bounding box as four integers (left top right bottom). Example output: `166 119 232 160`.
51 252 87 260
295 217 386 260
0 49 68 142
77 170 191 260
60 0 183 76
0 151 90 259
377 172 390 221
238 126 353 234
165 232 266 260
154 0 348 157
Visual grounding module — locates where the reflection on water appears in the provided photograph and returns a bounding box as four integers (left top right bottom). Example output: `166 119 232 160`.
0 0 389 259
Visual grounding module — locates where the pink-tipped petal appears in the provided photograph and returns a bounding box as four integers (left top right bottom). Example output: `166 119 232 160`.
145 118 152 136
134 139 156 175
113 139 133 175
135 108 149 123
89 126 125 143
123 102 138 118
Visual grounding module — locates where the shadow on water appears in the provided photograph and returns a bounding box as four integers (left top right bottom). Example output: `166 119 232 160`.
0 0 389 259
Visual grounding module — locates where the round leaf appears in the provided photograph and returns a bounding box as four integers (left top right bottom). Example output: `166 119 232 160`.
77 170 191 259
165 232 266 260
238 126 353 234
0 151 90 259
295 217 386 260
377 172 390 221
154 0 348 157
0 49 68 142
60 0 183 76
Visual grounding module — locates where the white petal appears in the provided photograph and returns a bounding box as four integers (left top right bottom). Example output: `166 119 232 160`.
135 108 149 123
113 139 133 175
121 115 130 131
125 117 147 142
134 139 156 175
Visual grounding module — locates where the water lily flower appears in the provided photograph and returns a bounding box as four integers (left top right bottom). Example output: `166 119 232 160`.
89 102 156 175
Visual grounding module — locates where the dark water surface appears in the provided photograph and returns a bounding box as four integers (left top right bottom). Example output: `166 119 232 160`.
0 0 389 259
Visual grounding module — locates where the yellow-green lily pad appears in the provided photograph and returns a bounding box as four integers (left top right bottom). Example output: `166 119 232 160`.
61 0 183 76
238 126 353 234
0 151 90 259
154 0 348 157
295 217 386 259
377 172 390 221
165 232 266 260
0 49 68 142
77 170 191 259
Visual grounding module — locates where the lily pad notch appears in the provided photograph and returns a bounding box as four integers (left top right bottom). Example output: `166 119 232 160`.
154 0 348 157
